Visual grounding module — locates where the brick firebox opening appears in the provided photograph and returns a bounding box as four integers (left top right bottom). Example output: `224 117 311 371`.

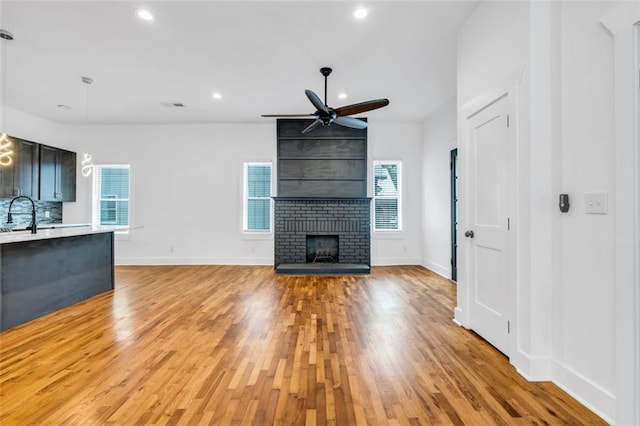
306 235 339 263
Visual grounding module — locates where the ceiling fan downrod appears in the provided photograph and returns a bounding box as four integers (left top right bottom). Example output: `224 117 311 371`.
320 67 332 107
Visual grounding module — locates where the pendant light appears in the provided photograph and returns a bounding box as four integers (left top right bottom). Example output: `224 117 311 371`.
0 29 14 167
81 76 94 177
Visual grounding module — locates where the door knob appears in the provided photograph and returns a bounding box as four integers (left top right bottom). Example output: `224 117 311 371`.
464 230 474 238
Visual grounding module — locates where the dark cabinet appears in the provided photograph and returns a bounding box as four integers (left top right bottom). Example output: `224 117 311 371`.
0 138 39 199
39 144 76 202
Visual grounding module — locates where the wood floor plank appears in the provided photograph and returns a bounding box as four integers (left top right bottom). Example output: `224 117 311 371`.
0 265 606 425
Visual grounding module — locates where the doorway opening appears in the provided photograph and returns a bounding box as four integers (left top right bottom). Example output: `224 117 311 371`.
450 148 458 282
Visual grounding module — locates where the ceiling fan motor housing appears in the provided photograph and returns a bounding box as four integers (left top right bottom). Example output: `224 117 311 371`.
320 67 332 77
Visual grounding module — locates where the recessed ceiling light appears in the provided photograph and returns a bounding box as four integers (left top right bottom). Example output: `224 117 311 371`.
338 92 347 100
212 92 222 100
353 7 368 20
136 9 154 22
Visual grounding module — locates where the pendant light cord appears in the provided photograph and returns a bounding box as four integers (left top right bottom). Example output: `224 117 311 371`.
82 76 93 123
85 81 89 122
1 34 7 134
80 76 94 177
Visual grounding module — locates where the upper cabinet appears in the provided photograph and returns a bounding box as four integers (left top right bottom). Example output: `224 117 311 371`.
39 144 77 202
0 138 39 199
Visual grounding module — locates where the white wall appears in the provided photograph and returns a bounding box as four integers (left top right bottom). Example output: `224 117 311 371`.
555 0 617 415
5 107 71 149
457 1 530 108
369 122 424 265
456 1 628 423
421 96 456 278
600 3 640 423
68 122 278 265
6 109 424 266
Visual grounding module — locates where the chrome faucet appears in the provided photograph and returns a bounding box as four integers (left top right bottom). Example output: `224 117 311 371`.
7 195 37 234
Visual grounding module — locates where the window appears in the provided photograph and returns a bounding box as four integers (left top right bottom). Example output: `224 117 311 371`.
373 160 402 231
244 162 272 232
93 165 130 227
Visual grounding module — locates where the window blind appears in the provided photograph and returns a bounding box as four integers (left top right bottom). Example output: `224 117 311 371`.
97 166 130 226
373 161 402 231
245 163 272 232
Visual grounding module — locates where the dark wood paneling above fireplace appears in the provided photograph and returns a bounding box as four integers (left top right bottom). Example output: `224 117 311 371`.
277 119 367 198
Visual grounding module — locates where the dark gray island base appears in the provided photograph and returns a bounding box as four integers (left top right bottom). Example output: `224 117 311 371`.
0 231 114 331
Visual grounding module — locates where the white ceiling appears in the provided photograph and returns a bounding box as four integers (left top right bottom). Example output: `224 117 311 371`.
0 1 478 125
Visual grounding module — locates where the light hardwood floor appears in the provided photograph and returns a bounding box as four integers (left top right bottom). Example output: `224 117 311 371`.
0 265 605 425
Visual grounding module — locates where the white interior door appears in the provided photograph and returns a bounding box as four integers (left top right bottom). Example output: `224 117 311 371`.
466 95 510 355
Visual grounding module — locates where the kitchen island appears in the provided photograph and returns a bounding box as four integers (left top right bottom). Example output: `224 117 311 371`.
0 226 125 331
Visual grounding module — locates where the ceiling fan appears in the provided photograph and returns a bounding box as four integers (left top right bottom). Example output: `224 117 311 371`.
261 67 390 134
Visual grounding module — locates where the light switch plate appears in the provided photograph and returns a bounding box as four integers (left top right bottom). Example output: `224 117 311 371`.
585 192 608 214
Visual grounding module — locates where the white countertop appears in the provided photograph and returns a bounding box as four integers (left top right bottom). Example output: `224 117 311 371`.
0 224 135 245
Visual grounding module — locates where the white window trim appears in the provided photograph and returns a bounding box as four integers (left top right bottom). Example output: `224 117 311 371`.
372 160 403 233
92 164 131 236
242 162 273 237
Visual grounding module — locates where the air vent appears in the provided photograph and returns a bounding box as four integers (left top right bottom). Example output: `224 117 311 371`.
160 102 186 108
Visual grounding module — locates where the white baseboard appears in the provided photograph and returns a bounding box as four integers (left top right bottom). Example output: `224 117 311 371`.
420 259 451 279
371 257 422 266
115 257 273 266
453 307 468 328
120 258 429 267
119 259 448 268
551 360 615 424
117 257 425 267
512 351 552 381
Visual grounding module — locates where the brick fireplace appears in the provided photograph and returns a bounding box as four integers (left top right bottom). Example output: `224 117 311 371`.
273 119 370 274
274 198 371 273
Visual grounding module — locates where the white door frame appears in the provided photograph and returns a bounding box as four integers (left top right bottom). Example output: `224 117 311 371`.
635 23 640 426
456 67 523 361
636 22 640 426
601 4 640 425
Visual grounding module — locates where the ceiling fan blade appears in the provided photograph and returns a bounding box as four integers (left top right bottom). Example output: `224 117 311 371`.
301 118 323 134
333 116 368 130
261 113 316 117
334 98 390 116
305 90 329 114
